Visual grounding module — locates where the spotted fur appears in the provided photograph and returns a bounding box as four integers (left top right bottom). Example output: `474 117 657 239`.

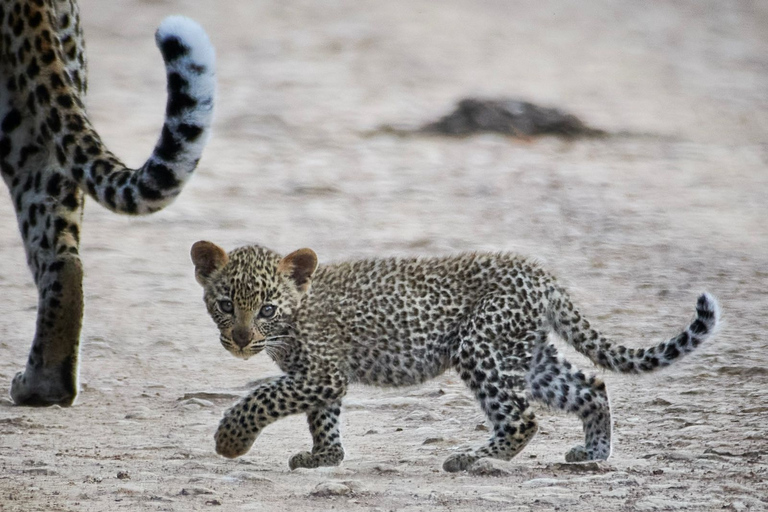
192 242 720 471
2 0 215 406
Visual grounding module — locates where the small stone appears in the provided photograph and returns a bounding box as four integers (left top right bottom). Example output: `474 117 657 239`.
117 485 144 495
404 410 442 422
371 463 400 474
423 437 444 445
438 393 476 407
179 487 215 496
124 406 155 420
21 467 57 476
116 471 130 480
313 466 355 477
340 480 365 492
604 488 629 498
148 496 175 503
311 481 352 497
179 398 215 408
224 471 274 484
468 459 511 477
480 494 514 503
474 423 489 432
523 478 567 487
179 391 240 401
634 497 706 511
205 499 222 506
548 461 606 473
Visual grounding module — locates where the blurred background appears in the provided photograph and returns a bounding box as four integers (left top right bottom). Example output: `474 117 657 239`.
1 0 766 509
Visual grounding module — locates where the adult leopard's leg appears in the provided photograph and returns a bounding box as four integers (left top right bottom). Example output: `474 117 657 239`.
289 401 345 470
443 301 541 472
215 374 346 460
526 343 612 462
9 176 85 406
2 0 215 406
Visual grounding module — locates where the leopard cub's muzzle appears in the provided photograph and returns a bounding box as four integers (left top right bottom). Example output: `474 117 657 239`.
232 326 252 348
223 324 266 360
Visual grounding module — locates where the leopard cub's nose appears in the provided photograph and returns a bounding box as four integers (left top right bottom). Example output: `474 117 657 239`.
232 326 251 348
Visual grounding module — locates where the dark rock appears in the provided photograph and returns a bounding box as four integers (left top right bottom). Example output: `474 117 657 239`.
419 98 606 138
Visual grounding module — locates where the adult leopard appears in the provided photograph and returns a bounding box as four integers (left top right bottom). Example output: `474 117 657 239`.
1 0 215 406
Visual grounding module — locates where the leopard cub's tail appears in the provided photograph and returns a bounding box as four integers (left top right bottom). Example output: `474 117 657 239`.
550 291 720 373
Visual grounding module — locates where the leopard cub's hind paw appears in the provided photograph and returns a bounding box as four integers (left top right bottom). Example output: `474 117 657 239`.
289 451 318 470
565 445 590 463
442 452 479 472
565 445 609 463
289 447 344 470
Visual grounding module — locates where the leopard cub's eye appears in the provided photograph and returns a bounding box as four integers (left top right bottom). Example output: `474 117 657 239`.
259 304 276 319
218 300 234 314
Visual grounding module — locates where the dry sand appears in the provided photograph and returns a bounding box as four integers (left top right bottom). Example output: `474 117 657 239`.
1 0 767 510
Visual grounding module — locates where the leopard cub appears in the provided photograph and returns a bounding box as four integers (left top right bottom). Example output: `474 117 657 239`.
191 241 719 471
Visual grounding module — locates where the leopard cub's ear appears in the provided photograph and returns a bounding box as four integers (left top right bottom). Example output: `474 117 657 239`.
191 241 229 286
277 248 318 293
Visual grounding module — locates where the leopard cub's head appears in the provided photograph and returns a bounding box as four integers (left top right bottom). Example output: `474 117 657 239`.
190 241 317 360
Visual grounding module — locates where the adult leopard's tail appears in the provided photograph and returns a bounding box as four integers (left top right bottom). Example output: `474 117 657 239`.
47 15 215 214
549 291 720 373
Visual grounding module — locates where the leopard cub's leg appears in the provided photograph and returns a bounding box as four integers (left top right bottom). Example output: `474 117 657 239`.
527 344 612 462
443 312 540 472
443 386 538 472
215 374 346 460
289 401 345 470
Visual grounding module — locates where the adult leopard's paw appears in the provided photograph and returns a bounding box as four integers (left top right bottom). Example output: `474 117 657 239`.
10 367 77 407
214 418 256 459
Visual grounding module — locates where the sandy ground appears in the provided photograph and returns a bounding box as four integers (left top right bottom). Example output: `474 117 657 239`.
2 0 768 510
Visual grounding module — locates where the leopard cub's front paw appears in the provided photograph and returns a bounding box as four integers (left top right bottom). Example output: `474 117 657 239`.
214 418 255 459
